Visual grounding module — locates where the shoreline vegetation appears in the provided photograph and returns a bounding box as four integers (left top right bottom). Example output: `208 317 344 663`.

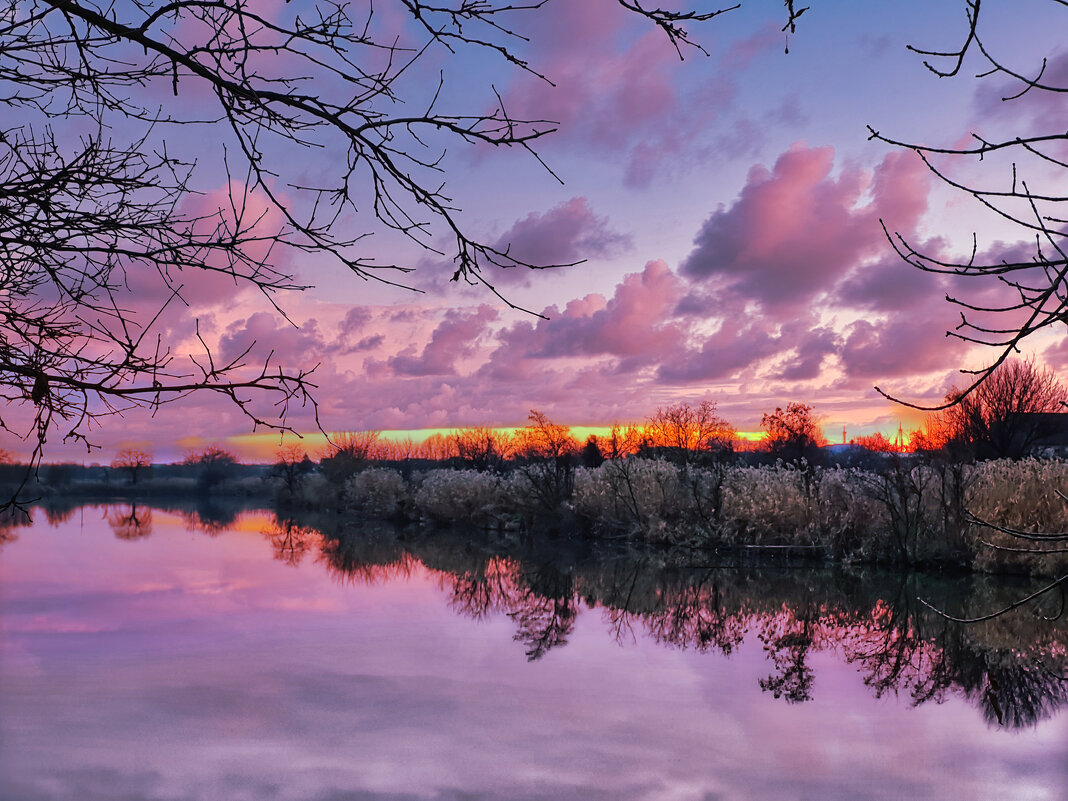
5 400 1068 578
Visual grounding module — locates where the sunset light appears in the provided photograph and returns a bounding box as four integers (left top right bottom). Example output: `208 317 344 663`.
3 3 1068 799
4 1 1067 463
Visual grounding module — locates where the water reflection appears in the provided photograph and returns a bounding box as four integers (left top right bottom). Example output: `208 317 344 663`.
277 511 1068 729
14 502 1068 730
176 499 244 535
107 503 154 540
0 504 31 545
263 518 325 566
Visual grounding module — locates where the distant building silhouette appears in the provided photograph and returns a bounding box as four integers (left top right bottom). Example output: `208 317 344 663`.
1012 412 1068 457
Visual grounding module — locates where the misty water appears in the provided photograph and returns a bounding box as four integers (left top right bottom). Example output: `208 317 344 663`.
2 503 1066 801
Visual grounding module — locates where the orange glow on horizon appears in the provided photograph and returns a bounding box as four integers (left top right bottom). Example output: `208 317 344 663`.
158 420 941 464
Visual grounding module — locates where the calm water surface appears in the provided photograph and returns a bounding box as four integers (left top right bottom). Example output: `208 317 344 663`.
1 503 1066 800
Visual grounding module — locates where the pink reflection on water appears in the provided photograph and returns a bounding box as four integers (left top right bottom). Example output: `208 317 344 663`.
0 506 1065 801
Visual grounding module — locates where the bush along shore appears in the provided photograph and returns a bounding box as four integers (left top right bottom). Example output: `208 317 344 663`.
275 453 1068 577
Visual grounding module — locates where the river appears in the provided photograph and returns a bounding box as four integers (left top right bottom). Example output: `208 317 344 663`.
1 502 1066 800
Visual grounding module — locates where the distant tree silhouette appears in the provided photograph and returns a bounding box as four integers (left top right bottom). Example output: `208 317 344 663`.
320 431 380 484
643 400 735 467
760 403 825 464
596 424 646 460
418 433 460 463
271 444 314 496
937 358 1068 459
111 447 153 484
580 436 605 469
851 432 899 453
451 427 511 472
183 445 239 492
514 411 580 513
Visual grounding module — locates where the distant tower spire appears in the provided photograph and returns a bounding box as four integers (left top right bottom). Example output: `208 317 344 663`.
842 426 847 445
896 423 905 451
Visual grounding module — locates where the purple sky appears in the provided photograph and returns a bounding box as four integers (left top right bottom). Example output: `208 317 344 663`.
10 0 1068 462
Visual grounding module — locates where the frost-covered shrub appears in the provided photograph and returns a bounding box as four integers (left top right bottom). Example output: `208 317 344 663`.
413 468 510 525
815 467 888 558
572 459 890 551
343 468 408 518
967 458 1068 575
969 458 1068 531
719 464 886 555
291 473 337 509
572 459 689 541
720 463 816 542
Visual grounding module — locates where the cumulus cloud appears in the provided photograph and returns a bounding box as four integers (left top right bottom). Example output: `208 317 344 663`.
838 316 968 379
217 311 329 367
491 197 632 280
484 260 686 373
656 307 788 383
834 252 945 312
499 0 734 187
388 306 498 376
411 196 630 296
777 324 841 381
680 145 929 311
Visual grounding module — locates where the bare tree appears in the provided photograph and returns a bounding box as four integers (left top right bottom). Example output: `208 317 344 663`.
319 430 381 483
111 446 153 484
451 426 510 472
0 0 748 478
939 357 1068 459
643 400 736 467
183 443 239 491
873 0 1068 408
270 443 313 496
760 402 825 463
514 410 580 513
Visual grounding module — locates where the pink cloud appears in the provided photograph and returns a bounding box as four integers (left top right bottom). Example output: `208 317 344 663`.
498 0 729 187
839 316 968 379
777 325 841 381
413 197 630 295
490 197 632 284
680 145 929 311
115 180 291 321
484 260 686 373
834 252 946 312
218 311 330 369
656 310 787 382
387 306 499 376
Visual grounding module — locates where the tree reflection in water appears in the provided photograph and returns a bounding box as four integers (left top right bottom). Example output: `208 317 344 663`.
758 610 818 703
0 505 31 547
506 564 577 661
841 581 1068 728
247 511 1068 727
177 500 242 537
263 518 324 567
107 503 153 540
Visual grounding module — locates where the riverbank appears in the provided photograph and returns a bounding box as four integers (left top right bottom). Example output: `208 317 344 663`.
9 455 1068 576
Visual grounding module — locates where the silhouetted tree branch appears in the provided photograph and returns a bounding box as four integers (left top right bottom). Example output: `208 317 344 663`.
1 0 743 476
873 0 1068 409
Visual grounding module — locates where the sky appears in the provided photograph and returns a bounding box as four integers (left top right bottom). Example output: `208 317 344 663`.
12 0 1068 463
